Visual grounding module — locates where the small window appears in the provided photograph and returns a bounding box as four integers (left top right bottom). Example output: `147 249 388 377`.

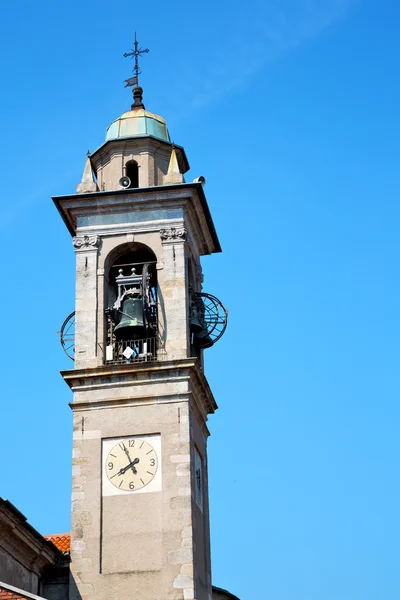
125 161 139 188
194 447 203 512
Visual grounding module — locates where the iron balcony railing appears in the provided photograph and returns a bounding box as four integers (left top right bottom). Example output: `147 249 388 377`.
105 335 166 365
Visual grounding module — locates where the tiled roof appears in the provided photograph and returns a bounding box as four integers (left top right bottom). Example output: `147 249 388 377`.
44 533 70 553
0 583 46 600
0 588 26 600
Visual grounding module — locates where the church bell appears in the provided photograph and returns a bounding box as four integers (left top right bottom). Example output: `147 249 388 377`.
114 297 146 340
189 289 204 334
189 306 203 334
193 329 213 349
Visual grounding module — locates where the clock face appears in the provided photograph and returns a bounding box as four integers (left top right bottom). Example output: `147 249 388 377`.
105 438 158 492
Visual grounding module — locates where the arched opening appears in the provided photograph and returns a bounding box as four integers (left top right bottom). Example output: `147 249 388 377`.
105 243 157 300
104 243 158 363
125 160 139 188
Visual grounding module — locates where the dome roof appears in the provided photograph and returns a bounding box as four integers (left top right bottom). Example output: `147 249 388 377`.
105 107 170 143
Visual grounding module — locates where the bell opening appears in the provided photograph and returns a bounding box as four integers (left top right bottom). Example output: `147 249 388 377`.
105 243 158 362
125 160 139 189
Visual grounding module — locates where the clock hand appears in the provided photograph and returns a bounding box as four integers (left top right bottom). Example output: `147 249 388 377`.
120 443 138 474
122 442 133 463
127 456 139 475
118 457 140 476
121 458 139 475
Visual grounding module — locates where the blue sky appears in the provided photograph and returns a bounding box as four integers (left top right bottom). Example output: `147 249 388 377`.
0 1 399 599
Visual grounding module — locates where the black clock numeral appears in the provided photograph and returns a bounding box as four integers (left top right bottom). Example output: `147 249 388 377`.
108 462 114 470
129 439 135 447
150 458 155 466
129 482 135 490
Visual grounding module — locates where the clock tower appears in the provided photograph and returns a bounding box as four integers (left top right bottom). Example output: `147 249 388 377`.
54 42 228 600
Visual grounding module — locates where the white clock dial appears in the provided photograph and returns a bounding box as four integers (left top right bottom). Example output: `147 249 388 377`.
105 438 158 492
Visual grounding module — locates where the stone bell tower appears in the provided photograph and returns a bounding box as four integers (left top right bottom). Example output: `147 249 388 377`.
54 45 228 600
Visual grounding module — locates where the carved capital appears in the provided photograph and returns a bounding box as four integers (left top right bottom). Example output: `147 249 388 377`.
159 227 187 242
73 235 100 250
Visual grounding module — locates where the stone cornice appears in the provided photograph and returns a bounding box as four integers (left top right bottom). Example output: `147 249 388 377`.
61 358 218 420
52 183 221 256
0 500 60 572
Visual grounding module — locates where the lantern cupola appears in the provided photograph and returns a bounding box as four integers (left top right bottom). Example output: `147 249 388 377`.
77 83 189 192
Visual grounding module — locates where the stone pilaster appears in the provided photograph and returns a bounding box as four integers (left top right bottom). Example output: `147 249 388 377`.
160 228 189 360
73 235 100 369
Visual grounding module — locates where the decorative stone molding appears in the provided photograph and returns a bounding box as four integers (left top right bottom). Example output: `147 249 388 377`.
159 227 187 242
73 235 100 250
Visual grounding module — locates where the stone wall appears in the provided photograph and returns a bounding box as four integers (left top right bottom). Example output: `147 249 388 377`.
0 548 35 594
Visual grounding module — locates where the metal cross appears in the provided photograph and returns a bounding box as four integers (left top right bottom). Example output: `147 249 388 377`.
123 32 149 88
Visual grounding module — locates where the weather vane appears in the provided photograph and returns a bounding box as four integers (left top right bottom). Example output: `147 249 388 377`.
123 32 149 88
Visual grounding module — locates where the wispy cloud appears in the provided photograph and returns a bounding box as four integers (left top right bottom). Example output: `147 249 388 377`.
165 0 358 115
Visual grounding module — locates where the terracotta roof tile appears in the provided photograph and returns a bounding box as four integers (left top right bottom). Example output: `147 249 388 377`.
44 533 70 553
0 587 27 599
0 583 46 600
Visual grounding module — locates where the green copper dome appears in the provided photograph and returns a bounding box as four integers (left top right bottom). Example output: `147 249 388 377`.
105 107 170 143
